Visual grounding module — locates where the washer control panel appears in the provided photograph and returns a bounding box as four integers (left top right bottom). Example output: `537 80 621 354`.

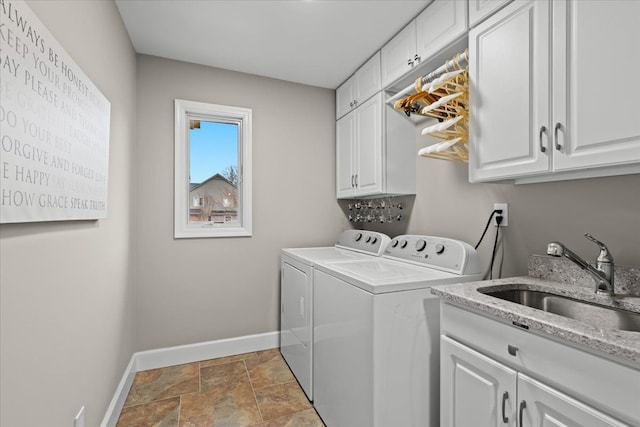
384 235 480 275
335 230 391 256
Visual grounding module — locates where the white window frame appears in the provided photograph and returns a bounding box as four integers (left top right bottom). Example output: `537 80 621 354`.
174 99 252 238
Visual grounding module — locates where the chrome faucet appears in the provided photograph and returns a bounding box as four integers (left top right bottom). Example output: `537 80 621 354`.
546 234 615 295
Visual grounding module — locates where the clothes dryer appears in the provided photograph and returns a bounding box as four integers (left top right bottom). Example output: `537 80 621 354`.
280 230 390 400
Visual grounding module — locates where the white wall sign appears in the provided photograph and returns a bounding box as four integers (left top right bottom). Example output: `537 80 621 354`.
0 0 111 223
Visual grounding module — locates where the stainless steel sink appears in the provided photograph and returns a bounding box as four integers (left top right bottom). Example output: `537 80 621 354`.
482 289 640 333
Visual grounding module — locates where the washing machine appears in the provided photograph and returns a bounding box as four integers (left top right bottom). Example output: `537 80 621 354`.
280 229 390 400
313 234 481 427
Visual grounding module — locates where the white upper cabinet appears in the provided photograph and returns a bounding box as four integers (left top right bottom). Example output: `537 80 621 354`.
415 0 468 62
336 112 357 198
381 0 467 88
381 22 418 89
551 0 640 173
336 94 415 199
353 95 383 196
336 74 357 120
336 95 383 198
469 0 512 28
469 0 551 182
469 0 640 183
336 52 381 120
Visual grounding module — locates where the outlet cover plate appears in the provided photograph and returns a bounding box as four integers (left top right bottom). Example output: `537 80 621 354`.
493 203 508 227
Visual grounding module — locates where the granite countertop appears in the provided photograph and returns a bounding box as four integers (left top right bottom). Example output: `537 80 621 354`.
432 256 640 365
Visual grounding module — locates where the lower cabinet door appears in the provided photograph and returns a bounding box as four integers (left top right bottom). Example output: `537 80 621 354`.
441 335 517 426
517 374 628 427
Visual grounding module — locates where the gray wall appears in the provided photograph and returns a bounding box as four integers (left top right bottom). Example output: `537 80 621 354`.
0 1 137 426
134 55 348 351
365 127 640 278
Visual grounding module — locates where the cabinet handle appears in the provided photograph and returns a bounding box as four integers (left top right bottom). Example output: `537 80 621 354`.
554 122 562 150
350 101 354 108
539 126 547 153
354 99 358 106
355 174 358 187
519 401 527 427
351 175 355 188
408 58 414 67
501 391 509 423
507 345 518 356
414 54 421 64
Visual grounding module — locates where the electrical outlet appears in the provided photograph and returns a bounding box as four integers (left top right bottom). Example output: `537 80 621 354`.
493 203 508 227
74 406 85 427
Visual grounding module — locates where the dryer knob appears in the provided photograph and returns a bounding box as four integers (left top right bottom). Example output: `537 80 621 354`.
400 240 408 249
435 244 445 254
390 239 399 248
416 239 427 252
365 235 372 243
371 237 378 244
354 233 363 242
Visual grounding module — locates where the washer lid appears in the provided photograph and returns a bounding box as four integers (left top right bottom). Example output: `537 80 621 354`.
315 258 481 294
282 247 368 266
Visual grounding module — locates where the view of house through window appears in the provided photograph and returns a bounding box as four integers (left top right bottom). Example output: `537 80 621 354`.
188 120 239 224
175 99 251 238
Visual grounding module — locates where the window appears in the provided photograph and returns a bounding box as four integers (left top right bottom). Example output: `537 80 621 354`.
174 99 252 238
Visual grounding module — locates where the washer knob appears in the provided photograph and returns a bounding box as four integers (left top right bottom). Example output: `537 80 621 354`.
435 244 445 254
390 239 399 248
354 233 363 242
400 240 408 249
371 237 378 244
365 235 372 243
416 239 427 252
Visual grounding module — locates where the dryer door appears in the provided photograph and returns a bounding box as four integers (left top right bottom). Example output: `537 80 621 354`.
282 261 311 346
280 258 313 400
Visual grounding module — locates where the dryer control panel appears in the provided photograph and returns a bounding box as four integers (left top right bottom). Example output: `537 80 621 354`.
384 235 480 275
335 230 391 256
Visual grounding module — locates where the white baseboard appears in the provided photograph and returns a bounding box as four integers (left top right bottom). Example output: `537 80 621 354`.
100 355 137 427
135 331 280 371
100 331 279 427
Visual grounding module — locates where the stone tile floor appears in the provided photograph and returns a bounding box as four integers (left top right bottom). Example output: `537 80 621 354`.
116 348 325 427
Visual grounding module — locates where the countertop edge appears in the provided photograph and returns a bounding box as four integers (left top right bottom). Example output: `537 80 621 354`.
432 276 640 366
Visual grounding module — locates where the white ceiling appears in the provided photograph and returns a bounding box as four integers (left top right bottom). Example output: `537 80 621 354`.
115 0 431 89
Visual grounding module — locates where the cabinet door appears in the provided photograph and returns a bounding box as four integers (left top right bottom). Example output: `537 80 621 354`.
336 113 356 198
518 374 627 427
336 75 355 120
355 52 381 106
469 0 512 28
551 0 640 171
416 0 468 61
441 336 517 427
469 0 551 182
355 94 383 196
381 21 417 88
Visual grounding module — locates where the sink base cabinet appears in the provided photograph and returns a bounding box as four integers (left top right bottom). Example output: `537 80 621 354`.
518 374 627 427
441 335 517 426
440 303 640 426
442 336 628 427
